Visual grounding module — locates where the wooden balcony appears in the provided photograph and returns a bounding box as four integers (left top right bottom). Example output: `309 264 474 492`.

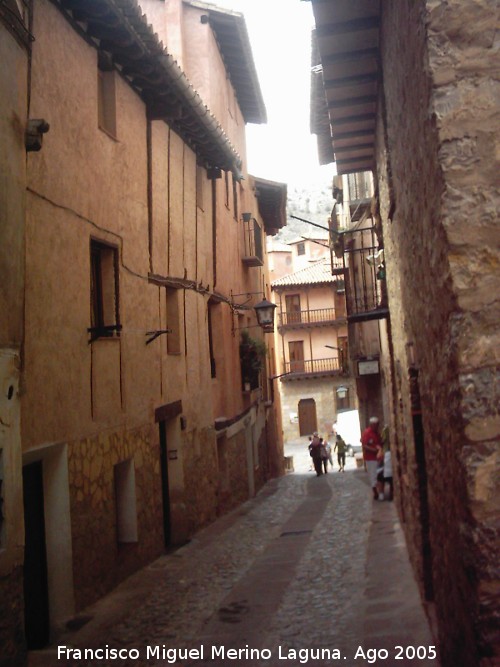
242 218 263 267
281 356 347 381
278 307 346 330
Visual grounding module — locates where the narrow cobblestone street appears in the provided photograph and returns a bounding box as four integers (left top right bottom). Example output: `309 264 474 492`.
31 448 439 667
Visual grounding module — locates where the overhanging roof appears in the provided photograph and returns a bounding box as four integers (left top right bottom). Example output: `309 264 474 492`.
54 0 241 172
253 176 287 234
185 1 267 124
310 0 380 175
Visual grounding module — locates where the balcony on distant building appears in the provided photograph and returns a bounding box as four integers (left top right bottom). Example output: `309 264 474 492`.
281 356 348 381
278 307 346 331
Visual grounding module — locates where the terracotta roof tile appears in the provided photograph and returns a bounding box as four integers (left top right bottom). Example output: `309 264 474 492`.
271 257 343 288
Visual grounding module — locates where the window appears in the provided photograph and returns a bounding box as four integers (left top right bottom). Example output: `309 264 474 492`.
232 174 239 221
90 240 120 339
337 336 348 372
166 287 181 355
196 165 205 211
98 67 117 137
114 459 138 544
224 171 230 208
296 242 305 256
208 300 217 378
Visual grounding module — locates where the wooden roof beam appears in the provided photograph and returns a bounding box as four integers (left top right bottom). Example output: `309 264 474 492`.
315 16 379 39
323 72 378 90
328 94 377 109
321 48 378 65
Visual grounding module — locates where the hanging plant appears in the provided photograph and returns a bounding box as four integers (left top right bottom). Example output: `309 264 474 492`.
239 330 267 390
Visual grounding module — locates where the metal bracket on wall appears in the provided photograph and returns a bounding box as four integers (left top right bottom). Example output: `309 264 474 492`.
145 329 171 345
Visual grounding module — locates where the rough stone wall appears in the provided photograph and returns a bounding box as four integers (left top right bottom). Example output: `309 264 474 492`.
182 426 219 534
68 424 163 610
377 1 500 664
0 566 26 667
215 429 249 516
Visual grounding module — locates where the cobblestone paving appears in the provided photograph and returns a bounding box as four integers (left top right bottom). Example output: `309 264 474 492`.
261 472 370 663
48 461 437 667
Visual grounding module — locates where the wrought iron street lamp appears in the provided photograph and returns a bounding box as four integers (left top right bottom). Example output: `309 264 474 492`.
253 298 277 332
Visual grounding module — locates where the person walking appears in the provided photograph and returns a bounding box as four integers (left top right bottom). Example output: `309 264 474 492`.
309 432 323 476
333 433 347 472
320 438 329 474
361 416 383 499
324 436 334 470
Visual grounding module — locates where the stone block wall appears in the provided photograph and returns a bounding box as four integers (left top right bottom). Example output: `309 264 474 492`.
68 424 164 610
182 426 219 533
376 1 500 664
215 429 249 516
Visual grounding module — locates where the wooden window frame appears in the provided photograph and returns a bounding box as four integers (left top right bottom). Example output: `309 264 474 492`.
90 240 120 340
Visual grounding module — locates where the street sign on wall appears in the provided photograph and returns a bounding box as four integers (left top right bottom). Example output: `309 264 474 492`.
358 359 380 376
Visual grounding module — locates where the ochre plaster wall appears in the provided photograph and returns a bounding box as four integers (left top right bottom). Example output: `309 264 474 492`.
21 0 283 625
22 0 220 613
0 17 29 666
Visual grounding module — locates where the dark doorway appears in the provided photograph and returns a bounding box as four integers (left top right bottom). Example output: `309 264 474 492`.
298 398 317 436
159 422 171 547
23 461 50 649
409 367 434 601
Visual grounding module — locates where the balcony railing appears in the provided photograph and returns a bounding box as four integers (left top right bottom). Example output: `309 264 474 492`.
342 227 389 323
242 218 263 267
279 307 346 328
282 356 346 380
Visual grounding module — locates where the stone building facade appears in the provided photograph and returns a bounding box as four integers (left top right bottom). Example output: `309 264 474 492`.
310 1 499 665
1 0 285 660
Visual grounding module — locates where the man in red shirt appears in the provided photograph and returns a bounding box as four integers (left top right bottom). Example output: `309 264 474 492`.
361 416 383 499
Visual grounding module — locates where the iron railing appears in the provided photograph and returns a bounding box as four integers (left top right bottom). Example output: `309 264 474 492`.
279 307 346 327
341 226 389 322
283 356 343 378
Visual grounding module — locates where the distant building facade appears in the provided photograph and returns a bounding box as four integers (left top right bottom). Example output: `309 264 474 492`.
272 257 355 442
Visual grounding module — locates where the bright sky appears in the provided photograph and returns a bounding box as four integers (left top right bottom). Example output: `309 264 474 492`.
215 0 335 187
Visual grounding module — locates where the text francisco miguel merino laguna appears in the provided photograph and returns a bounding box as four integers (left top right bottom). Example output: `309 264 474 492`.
57 645 363 662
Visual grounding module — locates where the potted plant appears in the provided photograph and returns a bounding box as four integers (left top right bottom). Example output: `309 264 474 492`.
239 330 267 391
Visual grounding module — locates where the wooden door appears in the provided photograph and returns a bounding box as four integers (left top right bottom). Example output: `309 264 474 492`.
159 422 171 547
298 398 317 436
288 340 304 372
285 294 301 324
